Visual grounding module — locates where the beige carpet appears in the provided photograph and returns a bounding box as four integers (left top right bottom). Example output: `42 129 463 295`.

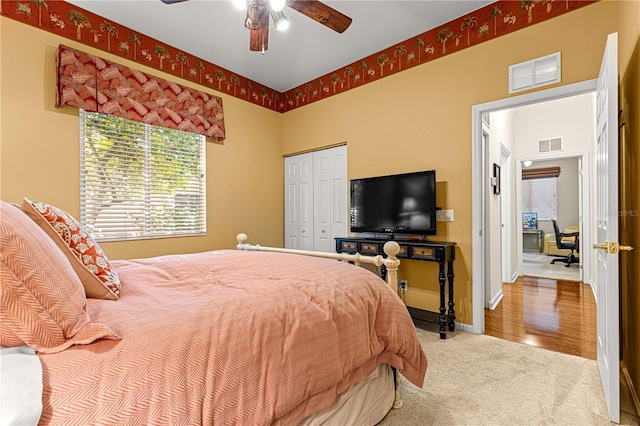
522 252 581 281
378 328 639 426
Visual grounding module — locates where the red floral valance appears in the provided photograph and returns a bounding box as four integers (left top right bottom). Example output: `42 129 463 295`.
56 45 225 141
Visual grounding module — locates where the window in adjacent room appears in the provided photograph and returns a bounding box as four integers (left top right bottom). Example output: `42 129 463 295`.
521 177 557 221
80 110 206 241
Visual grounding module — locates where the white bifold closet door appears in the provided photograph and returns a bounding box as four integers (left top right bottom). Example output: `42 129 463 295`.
284 145 347 252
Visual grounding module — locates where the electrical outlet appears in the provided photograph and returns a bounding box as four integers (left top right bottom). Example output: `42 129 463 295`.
399 280 408 291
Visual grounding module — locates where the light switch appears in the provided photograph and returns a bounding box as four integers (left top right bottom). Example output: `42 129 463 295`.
436 209 454 222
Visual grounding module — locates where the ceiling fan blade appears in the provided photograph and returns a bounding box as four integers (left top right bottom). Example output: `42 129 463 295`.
288 0 352 33
249 8 270 52
160 0 189 4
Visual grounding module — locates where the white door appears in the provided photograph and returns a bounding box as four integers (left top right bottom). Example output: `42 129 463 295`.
594 32 619 424
284 152 314 250
313 145 347 252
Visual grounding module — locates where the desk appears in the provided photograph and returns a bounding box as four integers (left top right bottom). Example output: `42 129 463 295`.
523 229 544 253
335 237 456 339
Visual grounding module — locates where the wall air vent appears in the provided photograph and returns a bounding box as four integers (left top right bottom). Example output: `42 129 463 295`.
509 52 561 94
538 137 563 153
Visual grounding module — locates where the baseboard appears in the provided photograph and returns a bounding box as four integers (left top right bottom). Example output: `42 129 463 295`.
585 280 597 304
488 290 504 310
510 271 519 283
622 361 640 417
455 322 474 332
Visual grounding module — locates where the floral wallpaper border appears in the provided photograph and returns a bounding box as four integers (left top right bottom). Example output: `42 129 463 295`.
2 0 597 113
1 0 282 111
282 0 597 110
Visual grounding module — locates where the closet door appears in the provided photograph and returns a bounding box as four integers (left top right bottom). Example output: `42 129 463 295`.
313 145 347 252
284 145 348 252
284 152 314 250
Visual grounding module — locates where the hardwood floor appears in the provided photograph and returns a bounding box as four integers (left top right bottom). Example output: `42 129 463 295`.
485 275 597 360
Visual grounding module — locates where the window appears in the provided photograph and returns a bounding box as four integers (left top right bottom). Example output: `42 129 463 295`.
521 178 557 221
80 110 206 241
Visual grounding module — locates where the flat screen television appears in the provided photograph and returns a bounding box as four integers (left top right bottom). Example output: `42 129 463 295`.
350 170 437 236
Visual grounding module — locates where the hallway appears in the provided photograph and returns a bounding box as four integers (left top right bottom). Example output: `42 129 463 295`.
485 276 595 359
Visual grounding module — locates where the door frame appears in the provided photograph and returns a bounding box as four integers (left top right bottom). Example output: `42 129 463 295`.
500 143 512 284
471 79 597 334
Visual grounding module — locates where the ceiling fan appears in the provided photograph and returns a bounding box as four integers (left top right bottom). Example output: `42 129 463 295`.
160 0 352 53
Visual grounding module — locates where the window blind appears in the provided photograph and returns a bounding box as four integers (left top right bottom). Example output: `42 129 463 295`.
522 178 557 221
80 110 206 241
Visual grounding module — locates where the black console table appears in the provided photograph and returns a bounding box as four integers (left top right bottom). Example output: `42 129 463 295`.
335 237 456 339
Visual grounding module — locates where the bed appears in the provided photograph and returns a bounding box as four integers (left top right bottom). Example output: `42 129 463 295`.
0 199 427 425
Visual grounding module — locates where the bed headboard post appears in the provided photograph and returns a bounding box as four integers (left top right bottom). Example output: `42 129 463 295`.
382 241 401 293
236 233 249 249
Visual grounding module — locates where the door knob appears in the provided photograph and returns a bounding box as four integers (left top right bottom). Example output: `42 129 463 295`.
593 241 635 254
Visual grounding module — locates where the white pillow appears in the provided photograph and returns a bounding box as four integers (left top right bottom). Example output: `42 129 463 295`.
0 346 42 426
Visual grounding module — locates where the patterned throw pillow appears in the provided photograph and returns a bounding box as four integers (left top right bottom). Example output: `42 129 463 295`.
0 201 120 353
21 198 121 300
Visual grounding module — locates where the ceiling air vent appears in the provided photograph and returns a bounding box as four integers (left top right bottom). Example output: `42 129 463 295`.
509 52 561 94
538 137 563 153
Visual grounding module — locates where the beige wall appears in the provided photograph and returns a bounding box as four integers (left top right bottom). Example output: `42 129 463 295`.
0 17 284 259
618 0 640 413
281 1 619 324
0 15 2 179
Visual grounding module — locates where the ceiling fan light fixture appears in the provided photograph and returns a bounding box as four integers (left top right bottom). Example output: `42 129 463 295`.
232 0 247 10
244 5 260 30
269 0 286 12
271 10 289 31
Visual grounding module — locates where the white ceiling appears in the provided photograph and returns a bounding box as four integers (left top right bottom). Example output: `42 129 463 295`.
67 0 494 92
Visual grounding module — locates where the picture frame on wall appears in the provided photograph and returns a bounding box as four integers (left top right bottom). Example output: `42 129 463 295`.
492 163 501 195
523 212 538 229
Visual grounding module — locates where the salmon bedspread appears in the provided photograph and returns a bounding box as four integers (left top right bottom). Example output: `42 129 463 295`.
38 250 427 425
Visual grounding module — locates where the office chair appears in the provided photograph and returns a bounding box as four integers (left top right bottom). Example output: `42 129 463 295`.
550 219 579 267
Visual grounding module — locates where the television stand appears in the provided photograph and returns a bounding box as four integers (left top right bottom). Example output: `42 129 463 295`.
335 237 456 339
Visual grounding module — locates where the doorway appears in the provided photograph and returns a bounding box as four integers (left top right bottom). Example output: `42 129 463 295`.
472 33 621 423
471 80 597 332
519 155 583 282
481 93 594 313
